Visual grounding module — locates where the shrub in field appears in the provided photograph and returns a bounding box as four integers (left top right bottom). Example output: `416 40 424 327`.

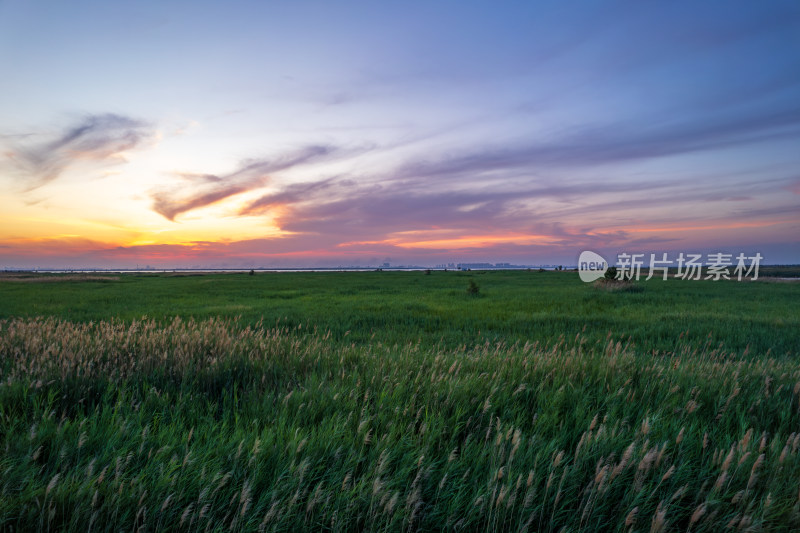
467 279 480 295
594 275 643 293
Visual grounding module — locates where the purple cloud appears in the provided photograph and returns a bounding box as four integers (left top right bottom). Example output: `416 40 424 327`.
150 145 337 221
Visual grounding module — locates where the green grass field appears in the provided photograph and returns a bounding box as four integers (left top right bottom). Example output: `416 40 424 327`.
1 270 798 356
1 271 799 531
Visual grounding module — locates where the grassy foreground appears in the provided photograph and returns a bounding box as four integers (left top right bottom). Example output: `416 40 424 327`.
0 272 799 531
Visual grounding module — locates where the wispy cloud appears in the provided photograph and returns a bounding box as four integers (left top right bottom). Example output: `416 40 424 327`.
4 113 154 190
124 95 795 261
392 107 800 184
239 177 340 216
235 132 797 231
150 145 337 221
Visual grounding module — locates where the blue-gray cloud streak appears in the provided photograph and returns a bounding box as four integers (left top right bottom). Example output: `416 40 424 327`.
5 114 154 190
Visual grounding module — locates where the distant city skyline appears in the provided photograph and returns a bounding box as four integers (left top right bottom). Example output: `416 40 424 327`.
2 1 799 268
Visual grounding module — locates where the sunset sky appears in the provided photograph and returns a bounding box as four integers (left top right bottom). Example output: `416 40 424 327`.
1 1 799 268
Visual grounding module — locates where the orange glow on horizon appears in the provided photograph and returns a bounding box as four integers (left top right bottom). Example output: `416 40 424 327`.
335 232 559 251
2 173 798 267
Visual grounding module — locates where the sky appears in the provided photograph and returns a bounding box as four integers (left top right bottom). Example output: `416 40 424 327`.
1 0 799 269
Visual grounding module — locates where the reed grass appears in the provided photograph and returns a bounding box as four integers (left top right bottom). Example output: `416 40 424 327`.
2 316 799 531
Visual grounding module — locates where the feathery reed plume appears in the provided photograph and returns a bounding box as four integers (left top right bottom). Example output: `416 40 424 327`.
625 507 638 528
650 501 667 533
689 503 706 529
45 473 60 497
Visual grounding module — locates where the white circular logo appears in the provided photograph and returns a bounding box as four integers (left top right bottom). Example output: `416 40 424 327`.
578 251 608 282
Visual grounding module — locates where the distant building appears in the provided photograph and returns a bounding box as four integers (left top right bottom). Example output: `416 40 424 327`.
457 263 494 269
